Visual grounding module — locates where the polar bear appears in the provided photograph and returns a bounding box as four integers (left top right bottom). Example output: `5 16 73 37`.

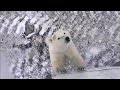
45 30 86 74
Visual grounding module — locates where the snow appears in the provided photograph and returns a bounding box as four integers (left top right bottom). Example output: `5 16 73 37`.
114 11 120 19
7 16 20 34
54 67 120 79
30 13 42 24
41 68 46 74
90 47 101 56
106 11 111 15
33 56 39 63
0 52 14 79
48 25 57 36
23 40 30 44
115 33 120 41
9 64 15 73
85 52 92 59
42 62 48 67
39 19 53 35
30 17 37 24
82 11 87 17
90 11 96 19
109 23 120 37
26 66 34 73
74 11 78 15
26 32 36 38
34 15 49 30
89 27 97 39
101 57 108 62
0 15 4 20
15 16 29 35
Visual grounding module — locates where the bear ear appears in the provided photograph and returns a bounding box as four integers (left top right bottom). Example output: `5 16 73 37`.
45 37 52 46
52 34 56 40
49 38 52 42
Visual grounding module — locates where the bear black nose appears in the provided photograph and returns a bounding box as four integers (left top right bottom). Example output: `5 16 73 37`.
65 37 70 43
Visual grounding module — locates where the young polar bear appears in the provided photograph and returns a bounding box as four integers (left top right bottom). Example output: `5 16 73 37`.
45 30 86 73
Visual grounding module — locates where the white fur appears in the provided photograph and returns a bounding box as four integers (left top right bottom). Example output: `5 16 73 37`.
45 30 86 73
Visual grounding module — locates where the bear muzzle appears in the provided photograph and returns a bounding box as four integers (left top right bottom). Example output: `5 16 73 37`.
65 37 70 43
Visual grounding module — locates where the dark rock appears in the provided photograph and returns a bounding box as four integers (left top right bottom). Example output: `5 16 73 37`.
1 38 3 41
1 19 5 23
25 43 32 48
18 43 32 50
24 21 34 36
12 43 16 48
37 63 43 70
21 59 25 74
118 43 120 46
19 17 25 22
47 56 50 59
45 72 52 79
112 61 120 66
36 43 44 53
39 51 43 55
29 58 33 65
19 44 26 50
95 63 99 68
104 62 109 66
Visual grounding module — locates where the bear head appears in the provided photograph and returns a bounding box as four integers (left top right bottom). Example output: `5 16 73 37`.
48 30 72 52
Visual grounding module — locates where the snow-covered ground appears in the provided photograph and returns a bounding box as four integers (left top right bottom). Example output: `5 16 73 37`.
54 67 120 79
0 52 14 79
0 11 120 79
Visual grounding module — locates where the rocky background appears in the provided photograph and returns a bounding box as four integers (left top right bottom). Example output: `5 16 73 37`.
0 11 120 79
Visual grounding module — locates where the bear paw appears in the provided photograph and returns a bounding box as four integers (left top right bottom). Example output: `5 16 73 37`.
56 68 67 74
77 67 86 72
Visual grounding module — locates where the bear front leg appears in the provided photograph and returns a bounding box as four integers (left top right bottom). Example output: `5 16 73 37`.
51 57 66 74
70 54 86 72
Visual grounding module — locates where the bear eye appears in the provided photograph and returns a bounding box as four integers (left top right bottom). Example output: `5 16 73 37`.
58 38 60 40
64 33 65 34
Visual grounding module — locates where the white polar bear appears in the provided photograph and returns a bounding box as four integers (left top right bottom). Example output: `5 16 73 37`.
45 30 86 74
